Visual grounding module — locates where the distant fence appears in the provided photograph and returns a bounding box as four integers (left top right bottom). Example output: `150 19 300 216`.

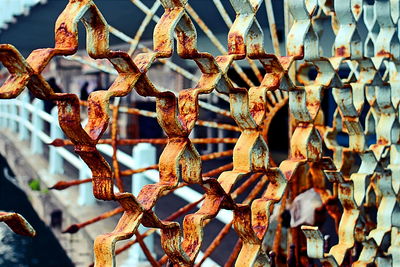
0 92 225 266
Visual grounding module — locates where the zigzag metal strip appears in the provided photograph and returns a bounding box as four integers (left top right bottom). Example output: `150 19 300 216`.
1 0 400 266
303 0 400 266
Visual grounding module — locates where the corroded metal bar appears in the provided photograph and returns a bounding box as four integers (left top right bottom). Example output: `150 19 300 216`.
50 137 238 146
111 99 124 192
62 207 124 234
85 100 238 131
202 162 233 177
0 0 399 266
127 1 161 55
50 154 234 191
265 0 281 56
115 197 204 257
135 230 161 267
120 150 233 176
196 173 264 266
0 212 36 237
186 4 263 84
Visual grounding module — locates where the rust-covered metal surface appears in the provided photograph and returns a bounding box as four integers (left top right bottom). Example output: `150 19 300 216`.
0 0 400 266
0 212 35 237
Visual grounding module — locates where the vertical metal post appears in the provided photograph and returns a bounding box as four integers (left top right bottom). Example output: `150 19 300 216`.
2 101 7 128
265 0 281 56
78 160 96 205
9 99 18 132
205 127 214 154
124 143 156 266
218 128 225 152
49 106 64 174
3 101 9 128
0 100 5 128
284 0 299 262
18 93 29 140
31 99 44 154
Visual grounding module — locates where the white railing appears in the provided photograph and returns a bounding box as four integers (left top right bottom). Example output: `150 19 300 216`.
0 92 226 267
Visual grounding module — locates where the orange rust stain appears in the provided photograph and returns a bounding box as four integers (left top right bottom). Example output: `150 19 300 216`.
336 46 347 57
353 4 361 16
377 50 393 58
250 102 265 118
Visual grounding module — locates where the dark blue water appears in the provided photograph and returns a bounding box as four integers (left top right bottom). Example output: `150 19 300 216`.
0 156 73 267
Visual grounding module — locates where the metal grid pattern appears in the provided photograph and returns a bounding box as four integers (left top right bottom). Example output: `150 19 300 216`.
0 0 399 266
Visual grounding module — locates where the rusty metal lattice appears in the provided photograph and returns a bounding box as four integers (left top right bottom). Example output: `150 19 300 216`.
0 0 400 266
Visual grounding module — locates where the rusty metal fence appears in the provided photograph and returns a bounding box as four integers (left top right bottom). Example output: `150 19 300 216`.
0 0 400 266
